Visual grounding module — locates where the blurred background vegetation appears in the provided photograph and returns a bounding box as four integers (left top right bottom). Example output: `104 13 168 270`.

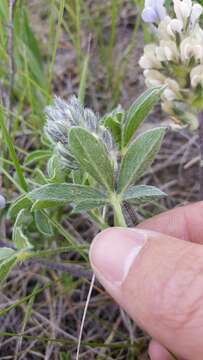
0 0 200 359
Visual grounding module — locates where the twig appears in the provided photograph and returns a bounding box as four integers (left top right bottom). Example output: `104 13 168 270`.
198 111 203 200
76 273 95 360
27 258 92 280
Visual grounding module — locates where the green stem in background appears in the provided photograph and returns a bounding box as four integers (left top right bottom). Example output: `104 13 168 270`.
108 0 120 86
198 111 203 200
78 53 89 105
75 0 82 75
0 108 28 192
48 0 65 91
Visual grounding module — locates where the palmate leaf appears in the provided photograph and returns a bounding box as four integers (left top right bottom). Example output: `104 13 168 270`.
26 183 108 212
69 127 114 191
122 185 166 204
123 86 164 146
118 127 166 193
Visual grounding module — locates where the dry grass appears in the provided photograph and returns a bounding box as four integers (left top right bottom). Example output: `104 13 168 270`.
0 1 200 359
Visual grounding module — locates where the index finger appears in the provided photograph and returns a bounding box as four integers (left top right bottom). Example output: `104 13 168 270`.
138 201 203 244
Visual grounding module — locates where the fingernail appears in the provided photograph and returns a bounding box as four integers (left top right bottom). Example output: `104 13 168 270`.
89 228 147 285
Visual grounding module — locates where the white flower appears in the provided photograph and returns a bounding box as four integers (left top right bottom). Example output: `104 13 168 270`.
190 65 203 88
180 33 203 62
167 19 183 37
173 0 192 22
144 69 166 87
139 44 161 69
156 40 179 62
142 0 167 23
163 78 180 100
190 4 203 28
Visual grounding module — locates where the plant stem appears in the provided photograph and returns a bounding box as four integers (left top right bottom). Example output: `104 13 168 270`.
112 196 127 227
198 111 203 200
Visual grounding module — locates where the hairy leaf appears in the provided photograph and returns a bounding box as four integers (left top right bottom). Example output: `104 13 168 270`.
72 199 108 213
25 150 52 165
12 209 33 250
69 127 114 191
9 194 32 218
0 248 15 261
122 185 166 204
34 210 54 236
0 255 18 284
118 127 166 192
13 227 32 250
103 105 124 145
27 183 108 210
123 87 164 146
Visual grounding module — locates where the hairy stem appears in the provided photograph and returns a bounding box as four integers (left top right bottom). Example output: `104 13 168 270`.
198 111 203 200
112 196 127 227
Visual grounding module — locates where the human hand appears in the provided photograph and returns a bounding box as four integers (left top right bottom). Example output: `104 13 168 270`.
89 202 203 360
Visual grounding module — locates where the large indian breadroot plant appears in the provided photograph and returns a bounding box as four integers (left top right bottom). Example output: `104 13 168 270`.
140 0 203 198
0 87 167 284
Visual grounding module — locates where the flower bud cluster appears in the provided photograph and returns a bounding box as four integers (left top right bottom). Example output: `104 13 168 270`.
139 0 203 129
45 96 114 169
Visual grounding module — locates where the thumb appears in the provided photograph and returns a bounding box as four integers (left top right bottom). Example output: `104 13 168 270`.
89 227 203 360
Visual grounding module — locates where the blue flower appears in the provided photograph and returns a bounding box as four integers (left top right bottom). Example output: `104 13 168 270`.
142 0 167 23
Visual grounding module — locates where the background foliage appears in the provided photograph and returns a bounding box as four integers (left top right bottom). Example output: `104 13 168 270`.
0 0 200 359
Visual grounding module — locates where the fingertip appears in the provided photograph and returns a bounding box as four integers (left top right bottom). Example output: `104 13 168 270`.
89 227 147 285
148 340 173 360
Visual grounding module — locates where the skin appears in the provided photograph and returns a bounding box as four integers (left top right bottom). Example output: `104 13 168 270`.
89 201 203 360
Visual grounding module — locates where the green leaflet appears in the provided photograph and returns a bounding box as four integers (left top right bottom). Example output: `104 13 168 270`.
0 248 15 261
27 183 108 210
25 150 52 165
123 86 164 146
34 210 54 236
122 185 166 204
9 194 32 218
12 209 33 250
69 127 114 191
72 199 108 213
0 255 18 284
13 227 32 250
103 105 124 145
118 127 166 192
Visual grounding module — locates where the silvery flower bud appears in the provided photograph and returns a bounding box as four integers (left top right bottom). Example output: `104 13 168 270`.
45 96 115 169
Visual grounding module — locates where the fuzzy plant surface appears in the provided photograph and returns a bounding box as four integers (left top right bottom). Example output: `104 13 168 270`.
140 0 203 199
1 87 167 283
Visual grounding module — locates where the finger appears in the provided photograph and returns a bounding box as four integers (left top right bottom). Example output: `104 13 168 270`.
138 201 203 244
148 340 173 360
90 227 203 360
